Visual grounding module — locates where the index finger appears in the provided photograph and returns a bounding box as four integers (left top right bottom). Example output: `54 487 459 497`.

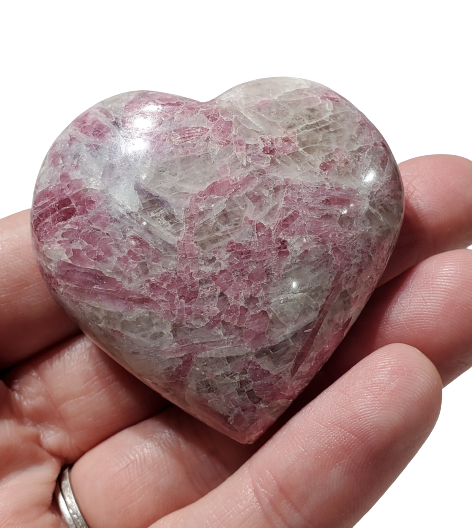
380 154 472 284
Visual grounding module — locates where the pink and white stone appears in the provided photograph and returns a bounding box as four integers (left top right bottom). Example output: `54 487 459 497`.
31 78 403 443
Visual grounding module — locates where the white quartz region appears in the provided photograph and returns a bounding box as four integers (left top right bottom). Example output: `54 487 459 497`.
31 78 403 443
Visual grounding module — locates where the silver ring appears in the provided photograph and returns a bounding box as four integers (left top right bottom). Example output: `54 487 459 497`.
55 466 90 528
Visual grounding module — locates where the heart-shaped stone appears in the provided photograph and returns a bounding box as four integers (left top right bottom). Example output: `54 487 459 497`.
31 78 403 443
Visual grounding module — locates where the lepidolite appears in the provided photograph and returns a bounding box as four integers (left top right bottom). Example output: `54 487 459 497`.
31 78 403 443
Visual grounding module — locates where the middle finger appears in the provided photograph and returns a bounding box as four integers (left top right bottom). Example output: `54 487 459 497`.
3 336 166 461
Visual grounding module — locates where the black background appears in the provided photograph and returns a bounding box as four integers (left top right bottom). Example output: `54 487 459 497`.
0 71 472 528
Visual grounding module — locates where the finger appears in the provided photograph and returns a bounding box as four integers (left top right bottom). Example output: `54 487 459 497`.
0 210 78 367
64 344 440 528
70 409 256 528
381 154 472 284
151 344 441 528
0 379 64 527
3 335 166 461
321 248 472 389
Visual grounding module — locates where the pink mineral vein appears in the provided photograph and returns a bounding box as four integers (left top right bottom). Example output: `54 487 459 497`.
31 78 404 443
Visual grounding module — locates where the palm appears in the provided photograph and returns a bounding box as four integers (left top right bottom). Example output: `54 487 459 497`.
1 155 472 528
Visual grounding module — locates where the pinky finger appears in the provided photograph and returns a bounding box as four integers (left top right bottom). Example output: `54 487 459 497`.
153 344 442 528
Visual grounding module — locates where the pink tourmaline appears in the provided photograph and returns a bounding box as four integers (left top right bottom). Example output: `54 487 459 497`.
31 78 403 443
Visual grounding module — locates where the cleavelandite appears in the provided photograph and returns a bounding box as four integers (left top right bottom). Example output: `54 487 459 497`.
31 78 403 443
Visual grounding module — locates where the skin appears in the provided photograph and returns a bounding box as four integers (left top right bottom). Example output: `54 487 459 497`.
1 154 472 528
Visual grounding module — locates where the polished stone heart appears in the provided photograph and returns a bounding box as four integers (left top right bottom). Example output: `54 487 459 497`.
31 78 403 443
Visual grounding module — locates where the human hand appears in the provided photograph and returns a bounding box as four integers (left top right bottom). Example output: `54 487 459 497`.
1 154 472 528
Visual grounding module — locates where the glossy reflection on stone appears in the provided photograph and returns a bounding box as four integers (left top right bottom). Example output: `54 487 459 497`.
31 78 404 443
